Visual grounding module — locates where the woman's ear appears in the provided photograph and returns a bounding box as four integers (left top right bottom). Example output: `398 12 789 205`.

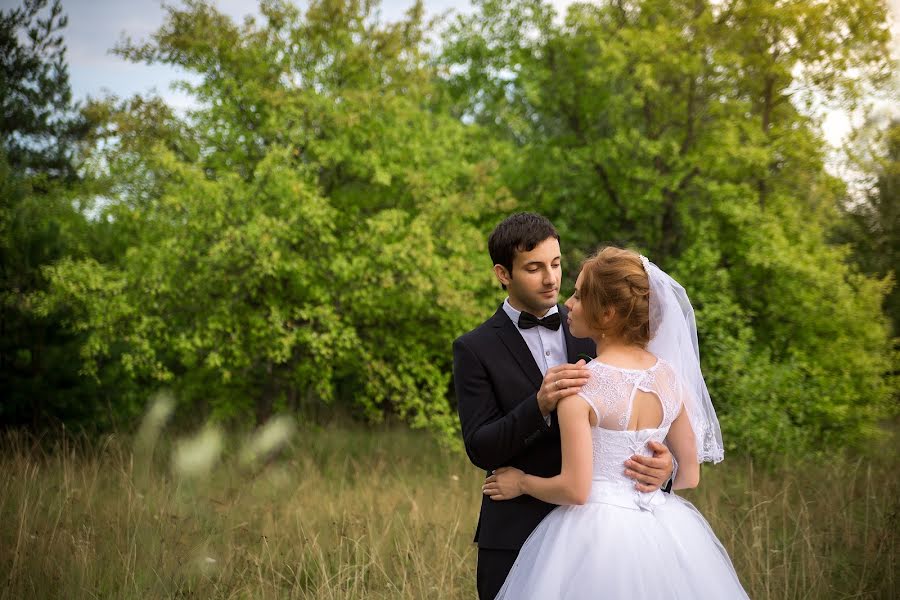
601 307 617 328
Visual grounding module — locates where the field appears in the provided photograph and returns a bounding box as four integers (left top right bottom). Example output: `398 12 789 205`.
1 421 897 599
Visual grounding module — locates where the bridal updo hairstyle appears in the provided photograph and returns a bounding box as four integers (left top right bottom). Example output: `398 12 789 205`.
579 247 651 347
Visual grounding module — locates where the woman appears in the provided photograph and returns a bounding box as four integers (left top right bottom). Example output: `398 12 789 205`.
483 247 749 599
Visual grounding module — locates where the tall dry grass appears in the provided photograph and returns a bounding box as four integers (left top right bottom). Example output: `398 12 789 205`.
0 419 896 599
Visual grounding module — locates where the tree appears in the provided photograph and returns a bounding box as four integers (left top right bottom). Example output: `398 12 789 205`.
835 117 899 335
31 0 896 456
0 0 116 429
0 0 87 178
439 0 894 455
42 0 511 431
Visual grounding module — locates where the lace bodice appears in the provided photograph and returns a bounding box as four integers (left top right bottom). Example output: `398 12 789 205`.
578 358 681 431
576 358 684 510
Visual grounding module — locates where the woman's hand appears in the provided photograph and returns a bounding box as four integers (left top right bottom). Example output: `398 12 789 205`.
482 467 525 501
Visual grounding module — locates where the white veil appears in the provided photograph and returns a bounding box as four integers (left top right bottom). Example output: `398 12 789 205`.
641 255 724 464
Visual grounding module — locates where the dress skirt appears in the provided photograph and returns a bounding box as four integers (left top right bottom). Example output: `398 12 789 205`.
494 493 750 599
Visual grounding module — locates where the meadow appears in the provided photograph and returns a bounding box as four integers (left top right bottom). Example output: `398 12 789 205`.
1 420 896 599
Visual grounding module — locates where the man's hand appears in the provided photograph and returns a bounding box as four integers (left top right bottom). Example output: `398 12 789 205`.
624 441 674 493
537 360 590 416
482 467 526 501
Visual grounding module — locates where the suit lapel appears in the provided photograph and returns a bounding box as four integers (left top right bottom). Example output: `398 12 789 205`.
491 307 543 388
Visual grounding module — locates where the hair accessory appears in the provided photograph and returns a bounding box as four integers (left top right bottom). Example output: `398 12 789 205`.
639 254 651 273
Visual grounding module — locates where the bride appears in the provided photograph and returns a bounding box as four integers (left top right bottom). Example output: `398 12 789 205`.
482 247 749 599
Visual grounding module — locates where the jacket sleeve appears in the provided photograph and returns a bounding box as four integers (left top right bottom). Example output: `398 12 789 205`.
453 336 550 471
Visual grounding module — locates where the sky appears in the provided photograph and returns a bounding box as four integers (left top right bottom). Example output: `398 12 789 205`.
3 0 898 151
48 0 487 110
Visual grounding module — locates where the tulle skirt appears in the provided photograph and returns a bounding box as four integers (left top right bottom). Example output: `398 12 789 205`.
495 494 750 599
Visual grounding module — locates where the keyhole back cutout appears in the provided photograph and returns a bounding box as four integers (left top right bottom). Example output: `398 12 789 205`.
626 389 664 430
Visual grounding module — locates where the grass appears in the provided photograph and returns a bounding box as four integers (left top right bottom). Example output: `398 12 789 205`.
0 419 897 599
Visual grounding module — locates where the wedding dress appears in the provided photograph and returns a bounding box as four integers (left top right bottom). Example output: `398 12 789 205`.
494 357 750 599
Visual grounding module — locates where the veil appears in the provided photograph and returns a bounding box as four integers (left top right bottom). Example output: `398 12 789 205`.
641 255 724 464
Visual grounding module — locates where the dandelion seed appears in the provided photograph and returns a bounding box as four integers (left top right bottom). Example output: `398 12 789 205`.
137 391 175 439
240 415 295 465
145 392 175 425
172 427 223 478
196 554 219 573
135 391 175 459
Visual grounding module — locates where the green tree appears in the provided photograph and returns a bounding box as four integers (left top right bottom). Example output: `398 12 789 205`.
835 117 899 334
42 0 511 431
440 0 894 455
0 0 87 178
0 0 115 428
31 0 896 457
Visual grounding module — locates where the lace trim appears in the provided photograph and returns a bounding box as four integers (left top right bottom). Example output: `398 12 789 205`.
579 359 681 431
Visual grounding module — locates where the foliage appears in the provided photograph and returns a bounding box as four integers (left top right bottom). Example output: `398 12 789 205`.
4 0 896 457
438 0 895 454
40 0 512 430
0 0 128 429
834 116 900 334
0 0 86 178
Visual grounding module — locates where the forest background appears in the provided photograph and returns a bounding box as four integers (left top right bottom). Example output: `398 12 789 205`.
1 1 899 598
3 0 896 456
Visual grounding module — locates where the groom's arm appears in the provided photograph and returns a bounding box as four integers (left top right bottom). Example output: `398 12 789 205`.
453 337 549 471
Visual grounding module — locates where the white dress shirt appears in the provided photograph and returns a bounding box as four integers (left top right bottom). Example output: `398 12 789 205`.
502 298 567 375
502 298 567 424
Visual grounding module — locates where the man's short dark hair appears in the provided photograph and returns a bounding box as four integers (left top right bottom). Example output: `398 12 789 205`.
488 212 560 289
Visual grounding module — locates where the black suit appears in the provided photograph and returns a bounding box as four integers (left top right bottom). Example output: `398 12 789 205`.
453 303 596 599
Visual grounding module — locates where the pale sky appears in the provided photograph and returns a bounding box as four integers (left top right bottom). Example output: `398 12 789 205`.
4 0 898 152
51 0 484 111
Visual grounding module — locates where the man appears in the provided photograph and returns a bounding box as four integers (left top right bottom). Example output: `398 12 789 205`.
453 212 675 600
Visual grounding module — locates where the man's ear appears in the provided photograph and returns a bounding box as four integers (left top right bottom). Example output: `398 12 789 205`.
493 264 512 287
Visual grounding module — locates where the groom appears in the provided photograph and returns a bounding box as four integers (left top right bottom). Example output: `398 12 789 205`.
453 212 675 599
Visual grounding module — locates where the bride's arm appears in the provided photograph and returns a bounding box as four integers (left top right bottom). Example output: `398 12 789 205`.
664 405 700 490
483 394 593 505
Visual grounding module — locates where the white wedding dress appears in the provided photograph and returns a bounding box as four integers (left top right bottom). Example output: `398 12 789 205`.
495 358 749 599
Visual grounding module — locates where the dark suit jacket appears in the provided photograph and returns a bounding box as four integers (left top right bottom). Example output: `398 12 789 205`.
453 303 596 550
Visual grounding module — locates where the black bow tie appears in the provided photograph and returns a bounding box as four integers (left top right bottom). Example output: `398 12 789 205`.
518 311 561 331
